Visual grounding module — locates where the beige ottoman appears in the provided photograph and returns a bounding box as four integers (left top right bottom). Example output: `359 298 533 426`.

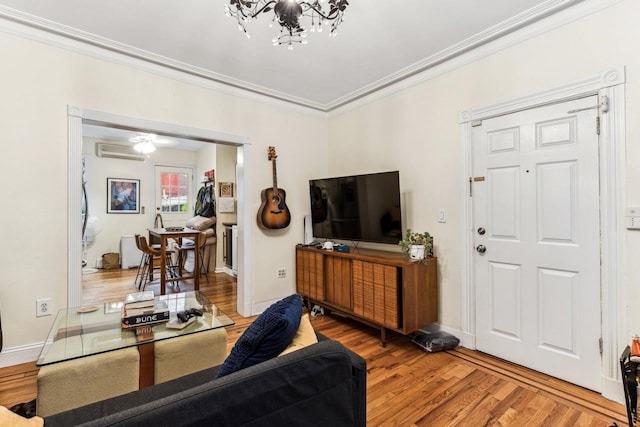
154 328 227 384
36 347 139 417
203 236 217 272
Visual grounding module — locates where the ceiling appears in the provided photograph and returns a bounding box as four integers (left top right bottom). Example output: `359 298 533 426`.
0 0 587 113
83 123 209 151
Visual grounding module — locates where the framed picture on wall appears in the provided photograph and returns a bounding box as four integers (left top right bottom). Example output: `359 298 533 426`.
107 178 140 214
219 182 234 198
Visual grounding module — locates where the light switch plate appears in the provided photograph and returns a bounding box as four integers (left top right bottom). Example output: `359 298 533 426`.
438 209 446 223
626 207 640 229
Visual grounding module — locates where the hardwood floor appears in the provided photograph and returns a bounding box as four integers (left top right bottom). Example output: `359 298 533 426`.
1 268 628 426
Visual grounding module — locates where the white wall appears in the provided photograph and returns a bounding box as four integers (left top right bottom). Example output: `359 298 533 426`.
0 23 327 365
327 0 640 336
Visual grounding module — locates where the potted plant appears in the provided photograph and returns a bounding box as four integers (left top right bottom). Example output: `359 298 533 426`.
399 229 433 263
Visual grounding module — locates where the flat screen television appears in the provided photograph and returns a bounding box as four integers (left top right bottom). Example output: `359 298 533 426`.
309 171 402 245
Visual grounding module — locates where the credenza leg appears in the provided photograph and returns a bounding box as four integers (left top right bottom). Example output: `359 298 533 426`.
381 327 387 347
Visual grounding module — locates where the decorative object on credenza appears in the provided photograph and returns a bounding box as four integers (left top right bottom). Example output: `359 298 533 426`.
107 177 140 214
258 146 291 230
219 182 234 198
399 229 433 264
225 0 349 50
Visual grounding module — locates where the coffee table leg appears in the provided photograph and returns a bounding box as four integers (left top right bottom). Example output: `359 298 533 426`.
138 342 155 388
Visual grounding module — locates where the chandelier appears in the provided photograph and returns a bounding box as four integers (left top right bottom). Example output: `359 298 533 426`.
225 0 349 50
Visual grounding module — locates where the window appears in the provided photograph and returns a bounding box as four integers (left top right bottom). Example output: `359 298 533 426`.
160 172 189 213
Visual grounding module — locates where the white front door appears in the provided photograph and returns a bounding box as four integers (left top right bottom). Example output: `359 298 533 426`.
473 96 601 391
155 165 194 228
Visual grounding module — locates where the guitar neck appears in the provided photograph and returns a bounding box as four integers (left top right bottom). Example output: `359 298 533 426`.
272 158 278 193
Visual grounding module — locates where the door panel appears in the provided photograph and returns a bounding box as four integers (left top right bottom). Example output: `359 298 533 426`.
538 267 578 355
488 167 520 240
473 96 601 391
488 261 521 340
537 161 577 243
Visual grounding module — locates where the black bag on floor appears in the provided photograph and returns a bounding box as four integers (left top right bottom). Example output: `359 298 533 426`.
412 331 460 353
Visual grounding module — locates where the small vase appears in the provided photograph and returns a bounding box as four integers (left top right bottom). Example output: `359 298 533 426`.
409 244 425 260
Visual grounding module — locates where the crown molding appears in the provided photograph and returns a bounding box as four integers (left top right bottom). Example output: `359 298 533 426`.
328 0 623 116
327 0 586 111
0 0 623 115
0 5 328 117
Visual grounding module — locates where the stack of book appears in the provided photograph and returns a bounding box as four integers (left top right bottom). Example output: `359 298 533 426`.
121 291 169 329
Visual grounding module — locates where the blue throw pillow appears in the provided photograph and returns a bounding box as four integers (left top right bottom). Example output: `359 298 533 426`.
215 294 302 378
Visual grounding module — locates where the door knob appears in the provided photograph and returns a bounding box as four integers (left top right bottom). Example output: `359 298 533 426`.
476 245 486 254
477 227 486 235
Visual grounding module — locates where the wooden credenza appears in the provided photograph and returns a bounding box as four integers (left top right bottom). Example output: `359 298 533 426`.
295 245 438 345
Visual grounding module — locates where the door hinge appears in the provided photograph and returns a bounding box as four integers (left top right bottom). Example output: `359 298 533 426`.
471 120 482 127
599 337 603 356
600 95 609 114
596 116 600 135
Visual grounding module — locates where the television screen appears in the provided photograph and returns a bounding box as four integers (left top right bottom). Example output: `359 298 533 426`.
309 171 402 245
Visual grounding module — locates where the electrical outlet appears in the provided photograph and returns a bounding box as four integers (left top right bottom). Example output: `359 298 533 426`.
36 298 52 317
277 268 286 278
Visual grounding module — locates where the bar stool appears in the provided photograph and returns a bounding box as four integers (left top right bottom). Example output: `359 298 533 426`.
133 234 146 288
137 235 178 291
174 231 209 285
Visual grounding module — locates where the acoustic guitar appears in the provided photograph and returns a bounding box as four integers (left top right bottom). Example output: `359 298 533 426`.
258 146 291 229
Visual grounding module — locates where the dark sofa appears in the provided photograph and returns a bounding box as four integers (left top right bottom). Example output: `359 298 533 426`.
44 333 366 426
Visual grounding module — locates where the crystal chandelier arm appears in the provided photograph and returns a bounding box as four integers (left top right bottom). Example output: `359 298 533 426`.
233 0 278 19
300 0 348 20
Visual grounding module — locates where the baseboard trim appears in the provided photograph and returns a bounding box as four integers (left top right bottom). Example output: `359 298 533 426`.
601 376 625 405
0 343 42 368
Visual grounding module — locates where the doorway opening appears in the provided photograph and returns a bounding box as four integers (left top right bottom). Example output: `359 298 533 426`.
68 106 254 317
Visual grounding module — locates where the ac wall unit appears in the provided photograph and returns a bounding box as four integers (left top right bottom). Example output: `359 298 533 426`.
96 143 145 161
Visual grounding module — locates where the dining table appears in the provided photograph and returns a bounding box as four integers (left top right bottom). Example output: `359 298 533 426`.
148 227 201 295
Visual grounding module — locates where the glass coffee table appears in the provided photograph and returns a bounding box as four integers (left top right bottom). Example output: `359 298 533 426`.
37 291 234 387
